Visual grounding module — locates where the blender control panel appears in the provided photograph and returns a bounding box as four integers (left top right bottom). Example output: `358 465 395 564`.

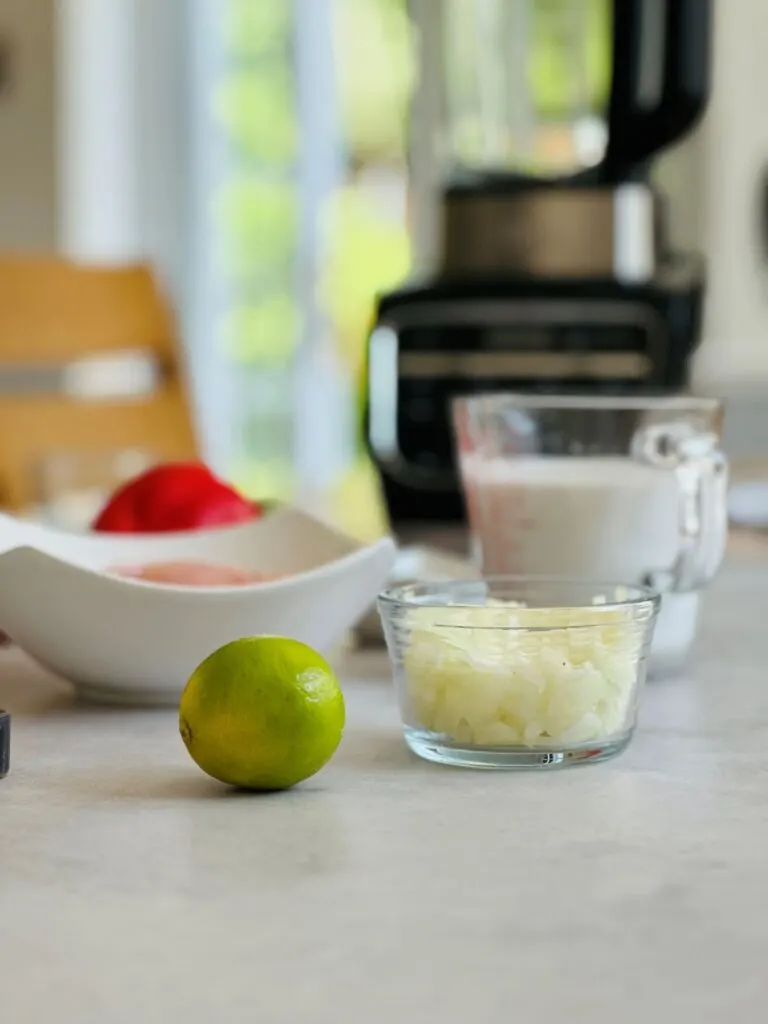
366 300 670 490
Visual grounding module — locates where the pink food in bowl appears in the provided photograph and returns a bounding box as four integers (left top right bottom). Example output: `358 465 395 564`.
109 561 288 586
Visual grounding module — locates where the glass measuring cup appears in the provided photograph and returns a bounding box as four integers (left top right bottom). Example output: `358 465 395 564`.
452 394 727 588
452 395 728 671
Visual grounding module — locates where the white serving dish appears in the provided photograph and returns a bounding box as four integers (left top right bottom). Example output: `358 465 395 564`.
0 508 396 705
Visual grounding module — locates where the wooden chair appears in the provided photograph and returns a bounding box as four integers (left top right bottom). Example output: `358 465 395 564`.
0 255 198 512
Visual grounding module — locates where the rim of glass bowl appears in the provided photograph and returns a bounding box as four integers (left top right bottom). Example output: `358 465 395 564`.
378 576 661 629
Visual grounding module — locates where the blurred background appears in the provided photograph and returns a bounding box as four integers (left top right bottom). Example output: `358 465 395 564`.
0 0 765 537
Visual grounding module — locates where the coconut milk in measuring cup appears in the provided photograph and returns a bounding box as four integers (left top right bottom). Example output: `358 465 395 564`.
453 395 728 675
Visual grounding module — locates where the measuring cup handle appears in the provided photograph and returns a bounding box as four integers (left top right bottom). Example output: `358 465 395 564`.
634 424 729 592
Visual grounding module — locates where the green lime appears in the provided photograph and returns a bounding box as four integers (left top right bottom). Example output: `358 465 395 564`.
179 637 345 791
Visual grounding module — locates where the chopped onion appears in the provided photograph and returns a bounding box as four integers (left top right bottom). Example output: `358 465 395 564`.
403 603 643 748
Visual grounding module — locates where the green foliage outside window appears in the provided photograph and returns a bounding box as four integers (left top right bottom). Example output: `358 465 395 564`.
332 0 415 163
213 0 299 502
318 186 411 382
219 297 301 367
222 0 293 60
213 70 298 165
213 178 298 283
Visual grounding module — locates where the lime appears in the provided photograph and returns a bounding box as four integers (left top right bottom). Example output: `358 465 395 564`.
179 637 345 791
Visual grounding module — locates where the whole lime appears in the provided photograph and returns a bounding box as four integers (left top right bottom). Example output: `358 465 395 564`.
179 637 345 790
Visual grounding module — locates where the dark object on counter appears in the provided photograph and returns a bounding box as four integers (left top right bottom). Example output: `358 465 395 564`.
0 711 9 778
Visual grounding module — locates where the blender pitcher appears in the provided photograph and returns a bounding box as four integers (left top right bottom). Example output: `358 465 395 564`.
452 394 728 675
440 0 613 178
415 0 713 182
407 0 712 275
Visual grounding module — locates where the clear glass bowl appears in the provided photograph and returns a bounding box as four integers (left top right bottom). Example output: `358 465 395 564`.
377 577 660 769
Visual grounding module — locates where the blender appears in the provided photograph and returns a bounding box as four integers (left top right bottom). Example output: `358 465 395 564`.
365 0 713 553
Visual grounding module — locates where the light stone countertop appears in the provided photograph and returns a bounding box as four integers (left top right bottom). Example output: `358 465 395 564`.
1 549 767 1023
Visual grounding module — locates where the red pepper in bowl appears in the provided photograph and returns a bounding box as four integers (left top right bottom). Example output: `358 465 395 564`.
92 462 261 533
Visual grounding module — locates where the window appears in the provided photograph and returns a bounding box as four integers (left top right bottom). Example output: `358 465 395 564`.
186 0 413 539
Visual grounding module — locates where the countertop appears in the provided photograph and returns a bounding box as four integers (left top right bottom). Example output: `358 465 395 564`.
0 547 767 1022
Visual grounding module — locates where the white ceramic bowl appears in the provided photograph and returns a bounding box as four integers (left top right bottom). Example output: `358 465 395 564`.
0 508 396 705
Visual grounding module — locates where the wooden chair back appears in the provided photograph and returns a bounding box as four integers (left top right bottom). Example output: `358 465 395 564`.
0 255 198 511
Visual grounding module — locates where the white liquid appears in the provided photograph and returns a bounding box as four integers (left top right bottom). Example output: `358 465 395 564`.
460 455 698 674
462 455 681 581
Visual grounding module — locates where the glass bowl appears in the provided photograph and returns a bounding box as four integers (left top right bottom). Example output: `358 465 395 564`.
377 577 660 769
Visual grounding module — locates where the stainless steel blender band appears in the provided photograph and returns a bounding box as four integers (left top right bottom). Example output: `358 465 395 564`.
442 184 657 282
